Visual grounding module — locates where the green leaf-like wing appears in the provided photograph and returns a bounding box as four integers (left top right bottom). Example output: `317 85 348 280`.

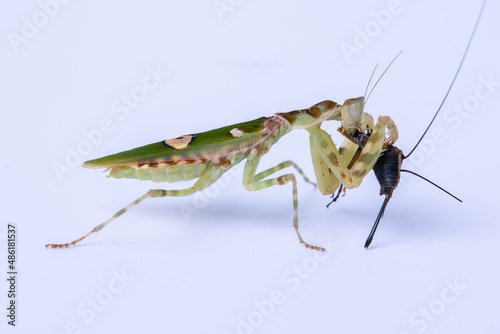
83 116 270 169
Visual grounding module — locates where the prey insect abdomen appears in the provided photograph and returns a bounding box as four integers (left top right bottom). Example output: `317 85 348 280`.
372 145 403 196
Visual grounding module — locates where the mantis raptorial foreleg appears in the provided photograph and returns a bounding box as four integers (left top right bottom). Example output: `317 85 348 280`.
310 132 360 196
242 156 324 251
46 163 226 248
308 116 398 190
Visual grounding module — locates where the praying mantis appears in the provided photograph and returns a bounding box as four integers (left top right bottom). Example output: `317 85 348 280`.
46 2 484 252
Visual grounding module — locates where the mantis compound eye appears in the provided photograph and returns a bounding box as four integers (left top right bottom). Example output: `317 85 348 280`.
341 97 365 128
348 101 363 123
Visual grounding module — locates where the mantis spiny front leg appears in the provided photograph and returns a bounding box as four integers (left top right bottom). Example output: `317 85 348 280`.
309 131 360 196
308 116 398 190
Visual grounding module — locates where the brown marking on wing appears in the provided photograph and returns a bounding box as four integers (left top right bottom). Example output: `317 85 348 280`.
134 157 209 170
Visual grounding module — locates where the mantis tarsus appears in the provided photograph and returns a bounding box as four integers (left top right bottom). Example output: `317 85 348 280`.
46 2 484 251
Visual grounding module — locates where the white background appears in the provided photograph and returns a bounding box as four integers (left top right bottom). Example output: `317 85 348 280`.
1 1 499 333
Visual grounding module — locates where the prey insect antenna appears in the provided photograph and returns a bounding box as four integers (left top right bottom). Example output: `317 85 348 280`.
365 50 404 105
401 169 462 202
404 0 486 159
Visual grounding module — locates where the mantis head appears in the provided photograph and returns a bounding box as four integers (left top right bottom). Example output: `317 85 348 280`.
339 96 365 132
327 96 373 136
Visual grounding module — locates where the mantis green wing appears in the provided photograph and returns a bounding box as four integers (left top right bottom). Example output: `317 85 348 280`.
83 116 272 182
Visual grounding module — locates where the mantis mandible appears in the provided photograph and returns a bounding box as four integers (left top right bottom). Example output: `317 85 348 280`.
46 2 485 251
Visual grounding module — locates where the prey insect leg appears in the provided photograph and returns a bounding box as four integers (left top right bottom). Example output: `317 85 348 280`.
326 184 344 208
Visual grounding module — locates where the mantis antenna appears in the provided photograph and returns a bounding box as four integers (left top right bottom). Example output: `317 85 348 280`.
365 50 404 105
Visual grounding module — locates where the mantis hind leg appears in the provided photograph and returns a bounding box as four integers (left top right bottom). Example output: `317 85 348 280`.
46 163 226 249
242 156 325 252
